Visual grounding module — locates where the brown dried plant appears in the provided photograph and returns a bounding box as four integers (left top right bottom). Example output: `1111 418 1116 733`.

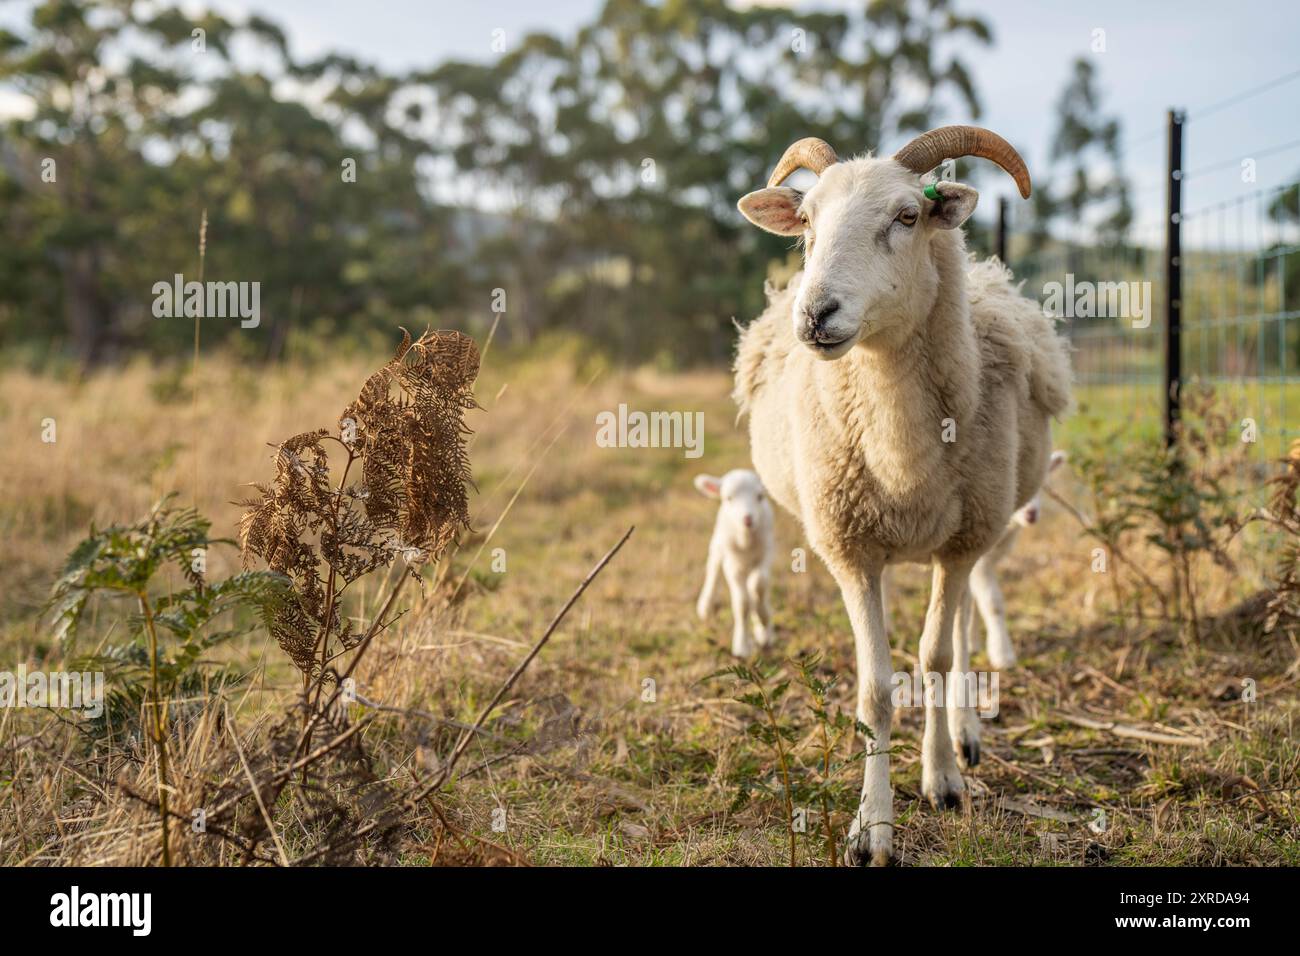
239 329 479 675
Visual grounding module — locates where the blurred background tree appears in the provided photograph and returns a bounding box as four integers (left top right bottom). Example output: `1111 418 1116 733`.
1 0 1001 367
1023 56 1132 258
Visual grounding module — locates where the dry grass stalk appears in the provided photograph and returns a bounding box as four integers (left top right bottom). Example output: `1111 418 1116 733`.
1263 439 1300 632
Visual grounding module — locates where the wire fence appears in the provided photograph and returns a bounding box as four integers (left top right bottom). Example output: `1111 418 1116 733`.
996 83 1300 473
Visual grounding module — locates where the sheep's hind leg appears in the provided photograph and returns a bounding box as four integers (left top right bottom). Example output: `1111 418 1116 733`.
834 565 895 866
919 560 971 810
947 587 981 768
971 553 1015 669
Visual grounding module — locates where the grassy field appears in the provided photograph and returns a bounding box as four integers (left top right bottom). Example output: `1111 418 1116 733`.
1 337 1297 866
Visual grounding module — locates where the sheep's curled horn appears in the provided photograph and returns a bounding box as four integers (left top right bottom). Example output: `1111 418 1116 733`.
767 137 839 188
894 125 1032 199
765 126 1031 200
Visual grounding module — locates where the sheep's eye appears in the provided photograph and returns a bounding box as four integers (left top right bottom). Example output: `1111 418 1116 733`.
798 211 810 228
897 208 919 227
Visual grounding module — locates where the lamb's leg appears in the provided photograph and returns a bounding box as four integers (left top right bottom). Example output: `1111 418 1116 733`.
919 560 970 810
971 551 1015 669
834 565 895 867
726 563 755 658
947 588 981 768
747 569 774 648
696 546 721 621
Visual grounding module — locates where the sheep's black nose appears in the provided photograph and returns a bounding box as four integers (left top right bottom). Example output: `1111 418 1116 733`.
799 297 845 345
808 298 840 329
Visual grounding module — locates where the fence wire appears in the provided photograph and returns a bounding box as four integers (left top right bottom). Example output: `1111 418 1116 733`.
1000 116 1300 470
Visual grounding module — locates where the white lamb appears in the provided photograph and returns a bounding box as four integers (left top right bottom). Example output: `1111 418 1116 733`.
694 470 776 658
733 128 1072 865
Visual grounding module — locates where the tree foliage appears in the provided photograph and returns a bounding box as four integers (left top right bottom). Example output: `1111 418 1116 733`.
1 0 996 366
1027 56 1133 251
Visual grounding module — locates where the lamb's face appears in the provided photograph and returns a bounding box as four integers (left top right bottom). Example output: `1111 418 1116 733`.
1012 493 1041 527
695 469 771 542
739 156 979 360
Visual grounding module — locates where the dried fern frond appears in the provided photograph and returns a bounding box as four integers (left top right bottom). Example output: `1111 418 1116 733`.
239 329 479 675
340 327 479 560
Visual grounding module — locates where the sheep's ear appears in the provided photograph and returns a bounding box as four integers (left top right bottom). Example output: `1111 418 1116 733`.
694 474 722 499
738 187 804 236
926 181 978 230
1048 450 1067 472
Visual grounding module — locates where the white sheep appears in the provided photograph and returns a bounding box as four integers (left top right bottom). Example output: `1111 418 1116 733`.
694 470 776 658
733 128 1072 866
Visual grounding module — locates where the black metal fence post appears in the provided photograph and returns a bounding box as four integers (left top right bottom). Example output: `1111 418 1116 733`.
1164 109 1184 448
996 196 1008 266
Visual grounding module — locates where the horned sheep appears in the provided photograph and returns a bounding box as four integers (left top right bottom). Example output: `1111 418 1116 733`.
732 127 1072 865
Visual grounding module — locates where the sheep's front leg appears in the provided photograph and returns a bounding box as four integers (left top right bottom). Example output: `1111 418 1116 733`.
920 560 971 809
880 565 892 637
834 566 894 867
725 562 755 658
947 588 981 768
747 569 774 648
696 546 722 621
971 554 1015 669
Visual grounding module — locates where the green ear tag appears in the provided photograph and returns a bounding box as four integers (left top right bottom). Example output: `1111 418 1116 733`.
924 183 942 201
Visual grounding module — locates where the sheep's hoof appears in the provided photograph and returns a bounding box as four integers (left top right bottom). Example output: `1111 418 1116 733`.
930 789 963 811
922 768 965 811
842 831 895 868
948 711 982 769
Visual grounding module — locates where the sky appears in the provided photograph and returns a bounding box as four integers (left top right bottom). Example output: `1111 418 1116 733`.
4 0 1299 240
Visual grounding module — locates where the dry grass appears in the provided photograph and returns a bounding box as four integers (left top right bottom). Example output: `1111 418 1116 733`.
1 337 1297 865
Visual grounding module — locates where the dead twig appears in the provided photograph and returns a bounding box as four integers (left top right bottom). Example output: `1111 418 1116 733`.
1057 711 1208 747
984 794 1086 824
415 525 635 803
225 707 291 866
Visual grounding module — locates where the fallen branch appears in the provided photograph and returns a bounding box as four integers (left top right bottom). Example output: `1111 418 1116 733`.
986 794 1085 824
1058 711 1207 747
